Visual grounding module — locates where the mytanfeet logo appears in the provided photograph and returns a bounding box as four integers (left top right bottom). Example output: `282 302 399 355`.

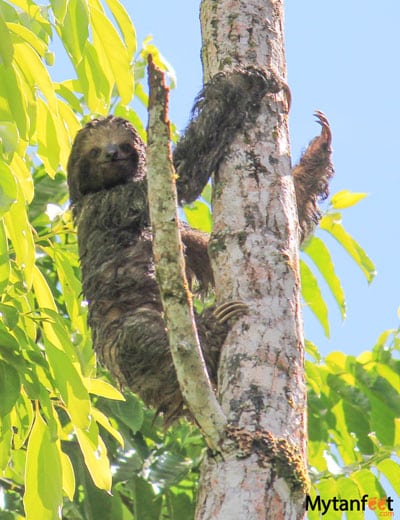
306 494 394 516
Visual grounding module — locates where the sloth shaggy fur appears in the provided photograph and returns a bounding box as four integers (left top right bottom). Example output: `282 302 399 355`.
67 68 333 425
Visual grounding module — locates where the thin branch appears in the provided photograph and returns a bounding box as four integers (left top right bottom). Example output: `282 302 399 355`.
146 56 227 450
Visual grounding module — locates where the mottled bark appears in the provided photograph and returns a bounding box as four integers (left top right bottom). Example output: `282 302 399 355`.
195 0 307 518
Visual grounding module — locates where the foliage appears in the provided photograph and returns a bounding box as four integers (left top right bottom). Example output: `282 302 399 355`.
0 1 397 519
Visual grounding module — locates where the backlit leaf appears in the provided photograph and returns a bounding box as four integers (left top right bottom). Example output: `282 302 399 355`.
330 190 367 209
303 236 346 319
90 2 134 103
300 259 330 337
0 12 13 66
0 219 10 293
76 421 112 491
0 361 20 417
24 411 63 520
4 185 35 288
320 213 376 283
104 0 136 57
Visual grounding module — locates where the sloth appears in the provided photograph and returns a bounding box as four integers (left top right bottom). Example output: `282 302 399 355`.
67 68 333 426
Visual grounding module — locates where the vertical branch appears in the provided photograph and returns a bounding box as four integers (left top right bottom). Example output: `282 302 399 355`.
146 56 227 450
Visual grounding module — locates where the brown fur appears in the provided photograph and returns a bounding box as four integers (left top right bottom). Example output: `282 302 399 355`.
68 116 230 425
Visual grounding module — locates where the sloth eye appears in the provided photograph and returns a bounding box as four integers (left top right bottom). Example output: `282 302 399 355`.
89 147 101 159
119 142 133 154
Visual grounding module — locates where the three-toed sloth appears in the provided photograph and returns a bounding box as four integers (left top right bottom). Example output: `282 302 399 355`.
67 68 333 425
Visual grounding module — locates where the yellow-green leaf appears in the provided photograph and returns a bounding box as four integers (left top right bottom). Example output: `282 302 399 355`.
91 407 124 447
32 265 57 312
90 3 134 103
45 342 90 430
303 236 346 319
76 421 112 491
184 200 212 233
10 152 34 203
7 22 47 56
59 0 89 65
300 259 330 337
86 378 125 401
10 391 34 450
330 189 367 209
0 12 14 67
320 213 376 283
0 120 19 154
36 98 60 177
0 361 20 417
24 411 63 520
13 39 58 112
0 413 12 471
0 163 17 217
4 184 35 288
60 450 75 500
0 219 10 293
77 42 111 113
104 0 136 58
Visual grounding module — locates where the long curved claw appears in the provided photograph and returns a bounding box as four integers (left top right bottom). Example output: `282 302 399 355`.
314 110 332 146
213 301 248 324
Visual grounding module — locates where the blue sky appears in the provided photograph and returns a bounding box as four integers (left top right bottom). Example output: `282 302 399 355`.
124 0 400 359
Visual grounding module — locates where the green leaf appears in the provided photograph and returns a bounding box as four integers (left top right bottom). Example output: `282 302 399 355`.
11 152 34 203
104 0 137 57
330 190 367 209
87 378 125 401
0 361 20 417
320 213 376 283
7 21 47 56
24 411 63 520
132 476 162 520
58 0 89 64
377 459 400 496
183 200 212 233
0 219 10 293
77 42 112 113
336 478 364 520
4 63 29 139
0 121 19 154
352 469 386 502
4 186 35 288
0 413 12 471
149 451 192 490
10 391 34 450
76 420 112 491
300 259 330 337
91 407 124 447
113 393 144 433
303 236 346 319
0 154 18 195
60 450 75 501
0 303 19 329
45 342 90 430
0 12 14 66
89 1 134 103
13 34 58 112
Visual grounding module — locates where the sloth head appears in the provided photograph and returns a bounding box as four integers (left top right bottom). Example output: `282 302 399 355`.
67 116 146 204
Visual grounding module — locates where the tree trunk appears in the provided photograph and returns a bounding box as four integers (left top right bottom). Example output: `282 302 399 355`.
195 1 307 518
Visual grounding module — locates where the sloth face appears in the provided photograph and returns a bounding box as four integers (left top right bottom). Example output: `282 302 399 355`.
67 116 146 204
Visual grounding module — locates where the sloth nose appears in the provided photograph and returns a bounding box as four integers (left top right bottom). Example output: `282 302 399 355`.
104 144 119 161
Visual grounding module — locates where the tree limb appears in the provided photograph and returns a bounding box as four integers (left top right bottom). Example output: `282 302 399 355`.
146 56 227 450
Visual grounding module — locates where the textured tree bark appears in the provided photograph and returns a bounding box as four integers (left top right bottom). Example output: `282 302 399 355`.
195 1 308 518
